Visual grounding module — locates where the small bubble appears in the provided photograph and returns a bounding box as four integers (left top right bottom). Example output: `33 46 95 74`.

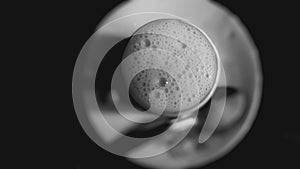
154 91 160 99
188 98 192 102
177 74 182 79
158 77 168 87
144 39 151 47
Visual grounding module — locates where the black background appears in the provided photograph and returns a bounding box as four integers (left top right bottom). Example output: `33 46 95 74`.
12 0 299 168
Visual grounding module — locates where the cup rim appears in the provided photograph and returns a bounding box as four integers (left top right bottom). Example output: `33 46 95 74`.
189 22 221 113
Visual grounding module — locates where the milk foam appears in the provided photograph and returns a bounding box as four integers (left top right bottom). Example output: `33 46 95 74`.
121 18 218 114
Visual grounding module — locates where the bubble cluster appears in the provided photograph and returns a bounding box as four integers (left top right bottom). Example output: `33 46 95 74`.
129 68 181 113
121 18 218 114
123 48 201 113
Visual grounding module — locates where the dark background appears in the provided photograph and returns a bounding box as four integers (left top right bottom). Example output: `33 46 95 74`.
12 0 299 168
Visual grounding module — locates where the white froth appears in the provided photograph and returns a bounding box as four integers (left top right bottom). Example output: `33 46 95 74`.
123 48 200 113
132 19 217 88
121 18 218 113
